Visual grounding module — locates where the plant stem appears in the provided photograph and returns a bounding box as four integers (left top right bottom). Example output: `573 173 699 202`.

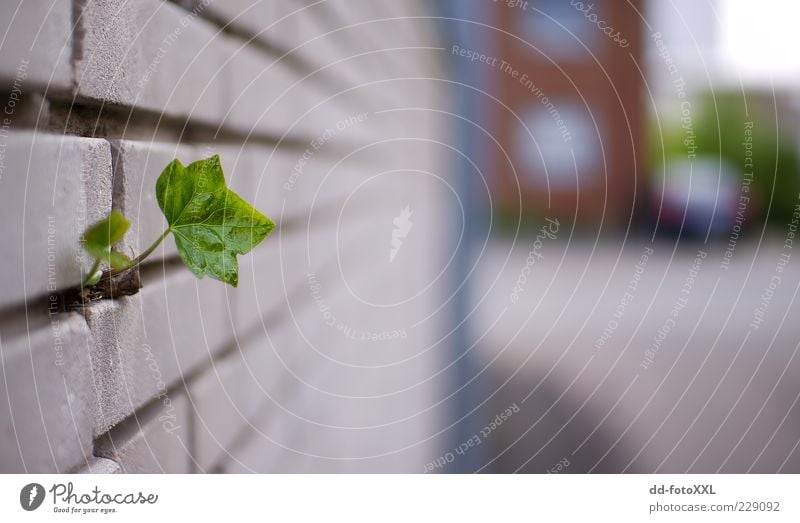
104 228 171 280
83 258 102 286
129 228 171 269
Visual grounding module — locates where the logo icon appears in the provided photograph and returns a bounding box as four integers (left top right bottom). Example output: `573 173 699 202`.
390 205 413 263
20 483 45 511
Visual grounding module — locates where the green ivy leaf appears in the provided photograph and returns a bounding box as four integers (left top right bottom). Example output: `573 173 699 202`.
156 155 274 287
82 209 133 270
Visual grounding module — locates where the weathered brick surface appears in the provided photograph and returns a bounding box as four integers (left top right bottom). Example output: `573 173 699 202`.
309 0 441 86
84 268 234 435
189 331 287 470
203 1 330 54
212 391 314 473
232 217 331 336
74 0 345 139
95 392 191 473
75 457 122 474
224 40 353 139
205 249 446 472
0 1 447 475
203 0 440 85
0 132 112 309
0 0 71 90
202 0 364 93
202 343 326 473
0 311 97 473
75 0 228 123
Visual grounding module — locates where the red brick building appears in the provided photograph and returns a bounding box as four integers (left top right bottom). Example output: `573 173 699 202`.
492 0 645 228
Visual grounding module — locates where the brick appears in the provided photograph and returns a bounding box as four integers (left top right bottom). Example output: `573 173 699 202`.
234 195 398 336
75 457 121 474
204 348 326 473
215 336 442 473
202 0 365 89
0 0 71 90
195 295 348 473
0 132 112 309
197 141 349 231
0 311 97 473
95 392 191 473
82 297 155 435
84 267 234 435
75 0 228 124
194 228 448 472
189 325 292 470
212 282 447 473
203 1 324 53
74 0 342 139
313 0 441 81
224 146 392 332
233 222 316 334
220 39 343 139
224 141 367 224
243 143 389 230
216 392 314 473
268 233 448 472
232 175 440 339
301 368 446 473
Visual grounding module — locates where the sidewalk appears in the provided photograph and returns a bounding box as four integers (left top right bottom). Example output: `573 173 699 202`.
469 237 800 473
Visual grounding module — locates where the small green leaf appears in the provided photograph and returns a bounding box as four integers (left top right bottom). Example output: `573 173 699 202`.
108 250 133 270
156 155 275 287
84 269 103 286
82 209 132 269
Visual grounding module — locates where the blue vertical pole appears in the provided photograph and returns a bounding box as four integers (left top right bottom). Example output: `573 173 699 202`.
435 0 495 473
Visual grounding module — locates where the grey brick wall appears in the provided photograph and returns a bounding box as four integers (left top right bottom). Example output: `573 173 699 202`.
0 0 450 473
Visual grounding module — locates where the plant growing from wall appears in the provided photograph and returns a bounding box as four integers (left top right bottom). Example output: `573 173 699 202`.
80 155 274 293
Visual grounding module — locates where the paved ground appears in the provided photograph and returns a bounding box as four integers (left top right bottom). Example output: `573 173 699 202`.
467 236 800 473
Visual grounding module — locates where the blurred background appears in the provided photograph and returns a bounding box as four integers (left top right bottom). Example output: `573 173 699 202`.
1 0 799 473
445 0 800 473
